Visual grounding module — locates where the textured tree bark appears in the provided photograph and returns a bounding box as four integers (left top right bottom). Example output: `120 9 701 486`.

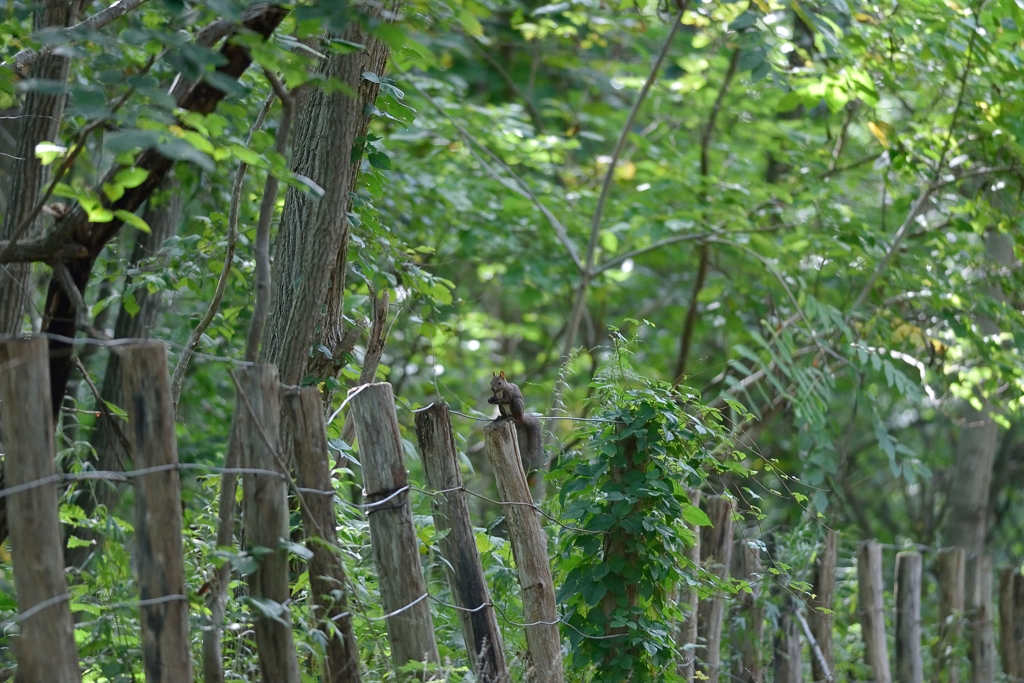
284 388 363 683
416 401 508 683
697 495 734 683
121 343 193 682
482 420 563 683
808 530 837 681
857 540 892 683
66 185 181 568
348 383 440 670
0 337 81 683
895 551 924 683
261 6 395 385
0 0 71 335
677 488 701 682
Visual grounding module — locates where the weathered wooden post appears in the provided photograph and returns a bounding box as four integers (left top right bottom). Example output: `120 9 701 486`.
1014 569 1024 680
968 554 996 683
0 337 81 682
999 568 1018 679
697 494 734 683
283 387 362 683
772 594 801 683
235 364 301 683
121 342 192 681
677 488 701 682
999 565 1024 682
934 547 965 683
482 420 563 683
857 540 892 683
348 383 440 670
895 551 923 683
416 401 508 683
808 530 837 682
731 538 764 683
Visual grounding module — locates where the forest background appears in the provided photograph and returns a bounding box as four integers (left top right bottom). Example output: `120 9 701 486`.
0 0 1023 680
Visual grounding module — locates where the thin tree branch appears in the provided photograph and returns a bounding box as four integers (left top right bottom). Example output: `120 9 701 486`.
849 187 933 312
471 39 544 133
170 91 275 407
7 0 150 74
402 72 581 271
676 46 740 382
824 101 858 177
562 3 688 359
673 245 709 382
244 70 293 363
700 49 740 177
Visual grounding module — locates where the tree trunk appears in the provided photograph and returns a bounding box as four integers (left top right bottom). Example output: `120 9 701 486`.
948 231 1016 680
261 6 394 385
0 0 71 334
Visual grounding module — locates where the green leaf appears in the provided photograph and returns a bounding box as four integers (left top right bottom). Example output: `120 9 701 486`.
115 210 151 234
367 151 391 170
681 505 712 527
122 291 140 317
114 167 149 189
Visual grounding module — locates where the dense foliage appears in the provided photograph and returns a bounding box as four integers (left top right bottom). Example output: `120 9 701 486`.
0 0 1023 680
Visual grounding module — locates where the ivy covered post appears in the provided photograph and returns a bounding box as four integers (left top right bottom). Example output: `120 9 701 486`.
556 377 734 682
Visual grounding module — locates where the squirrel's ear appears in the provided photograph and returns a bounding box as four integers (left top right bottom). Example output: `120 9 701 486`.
499 370 506 379
492 371 496 377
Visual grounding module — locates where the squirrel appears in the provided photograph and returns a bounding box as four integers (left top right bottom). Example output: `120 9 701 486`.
488 371 545 476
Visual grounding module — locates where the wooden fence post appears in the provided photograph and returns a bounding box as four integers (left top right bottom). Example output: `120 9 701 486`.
731 537 764 683
416 401 508 683
895 551 924 683
482 420 563 683
968 554 996 683
697 495 734 683
999 568 1017 679
677 488 701 682
348 383 440 670
808 530 837 682
121 343 192 681
772 594 801 683
933 547 965 683
235 364 301 683
857 540 892 683
0 337 81 683
1014 570 1024 682
283 387 362 683
1002 567 1024 683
